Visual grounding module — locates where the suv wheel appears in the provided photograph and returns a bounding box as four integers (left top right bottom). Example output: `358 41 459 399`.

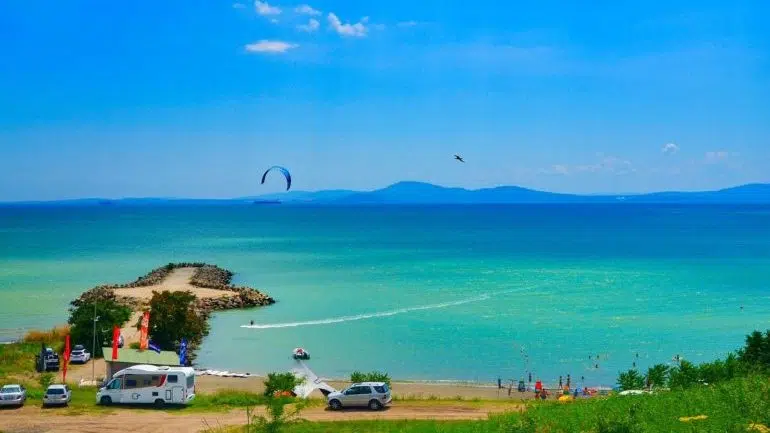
329 399 342 410
368 399 383 411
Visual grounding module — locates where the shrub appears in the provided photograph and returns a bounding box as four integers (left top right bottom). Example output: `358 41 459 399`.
263 372 302 398
350 371 391 387
644 364 669 389
39 373 54 389
616 369 645 391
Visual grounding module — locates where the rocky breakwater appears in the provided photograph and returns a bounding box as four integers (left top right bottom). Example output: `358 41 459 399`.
190 265 275 318
71 263 274 315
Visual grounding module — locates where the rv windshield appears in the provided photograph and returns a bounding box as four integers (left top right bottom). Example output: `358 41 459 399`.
187 374 194 388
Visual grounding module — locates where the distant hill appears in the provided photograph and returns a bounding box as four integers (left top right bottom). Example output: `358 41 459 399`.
2 183 769 206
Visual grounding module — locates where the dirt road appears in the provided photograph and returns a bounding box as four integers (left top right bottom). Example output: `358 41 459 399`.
0 401 519 433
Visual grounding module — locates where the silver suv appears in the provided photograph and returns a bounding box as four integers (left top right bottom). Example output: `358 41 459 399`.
327 382 391 411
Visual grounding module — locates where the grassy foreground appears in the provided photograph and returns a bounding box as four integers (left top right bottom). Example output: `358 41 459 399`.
212 375 770 433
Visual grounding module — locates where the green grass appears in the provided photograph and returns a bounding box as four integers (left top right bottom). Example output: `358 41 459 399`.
0 341 43 377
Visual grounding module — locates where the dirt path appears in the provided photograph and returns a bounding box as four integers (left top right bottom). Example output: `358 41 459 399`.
112 267 237 300
0 402 519 433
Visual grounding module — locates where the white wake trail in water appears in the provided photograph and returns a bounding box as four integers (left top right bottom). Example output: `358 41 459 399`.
240 287 533 330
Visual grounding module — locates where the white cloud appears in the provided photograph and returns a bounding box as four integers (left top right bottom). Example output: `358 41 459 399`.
397 21 418 27
244 40 297 54
233 3 246 9
255 0 281 16
662 143 680 155
297 18 320 32
543 155 636 176
705 150 730 164
372 23 386 31
270 18 279 23
294 4 320 15
327 13 368 37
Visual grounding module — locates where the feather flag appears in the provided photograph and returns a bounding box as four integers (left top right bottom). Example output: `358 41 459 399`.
179 338 187 366
148 340 162 354
139 311 150 350
62 335 70 382
111 325 120 360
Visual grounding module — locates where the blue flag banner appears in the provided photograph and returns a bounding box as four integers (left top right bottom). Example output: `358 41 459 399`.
148 341 162 354
179 338 187 366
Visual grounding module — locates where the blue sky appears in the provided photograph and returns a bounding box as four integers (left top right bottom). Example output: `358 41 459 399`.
1 0 768 200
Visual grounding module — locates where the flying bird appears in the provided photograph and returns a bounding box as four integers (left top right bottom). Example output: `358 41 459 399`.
454 154 465 163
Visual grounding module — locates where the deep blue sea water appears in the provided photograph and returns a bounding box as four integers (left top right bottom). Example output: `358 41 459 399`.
1 204 769 385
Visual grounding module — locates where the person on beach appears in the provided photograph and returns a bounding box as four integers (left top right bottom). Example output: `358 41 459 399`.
498 377 502 389
528 372 532 383
559 376 563 388
567 374 571 388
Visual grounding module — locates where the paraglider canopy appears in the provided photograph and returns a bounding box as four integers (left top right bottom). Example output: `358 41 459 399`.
261 166 292 191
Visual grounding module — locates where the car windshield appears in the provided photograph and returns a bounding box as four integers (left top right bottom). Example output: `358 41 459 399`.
1 387 21 393
47 388 64 395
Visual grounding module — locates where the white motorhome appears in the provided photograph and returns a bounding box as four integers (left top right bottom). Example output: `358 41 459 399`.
96 364 195 407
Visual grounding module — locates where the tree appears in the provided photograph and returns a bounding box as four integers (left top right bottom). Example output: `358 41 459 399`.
350 371 391 387
141 290 208 352
68 298 131 358
617 369 645 391
738 330 770 371
263 372 302 398
644 364 669 389
668 360 700 389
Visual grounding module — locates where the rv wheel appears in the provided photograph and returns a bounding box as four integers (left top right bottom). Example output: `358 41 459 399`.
100 396 112 406
154 399 165 408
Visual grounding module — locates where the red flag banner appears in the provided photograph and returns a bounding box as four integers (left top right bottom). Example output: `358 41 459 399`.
139 311 150 350
112 325 120 360
62 335 70 382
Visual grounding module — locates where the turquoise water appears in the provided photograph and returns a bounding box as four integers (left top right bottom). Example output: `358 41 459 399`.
1 204 770 385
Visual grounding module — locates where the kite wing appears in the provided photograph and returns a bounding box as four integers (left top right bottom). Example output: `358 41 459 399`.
261 166 292 191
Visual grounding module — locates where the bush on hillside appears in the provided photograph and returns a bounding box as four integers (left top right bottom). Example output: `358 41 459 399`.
738 330 770 371
350 371 391 387
644 364 669 389
263 372 302 397
617 369 645 391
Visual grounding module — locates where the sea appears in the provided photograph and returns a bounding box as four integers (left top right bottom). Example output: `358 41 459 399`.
1 204 769 386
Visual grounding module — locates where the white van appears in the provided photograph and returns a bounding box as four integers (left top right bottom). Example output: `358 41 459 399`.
96 365 195 407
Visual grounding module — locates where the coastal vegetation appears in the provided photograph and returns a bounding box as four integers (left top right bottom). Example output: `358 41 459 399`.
615 329 770 392
350 371 391 386
138 289 209 357
68 297 132 358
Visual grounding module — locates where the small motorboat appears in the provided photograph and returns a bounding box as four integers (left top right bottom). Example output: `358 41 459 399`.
292 347 310 360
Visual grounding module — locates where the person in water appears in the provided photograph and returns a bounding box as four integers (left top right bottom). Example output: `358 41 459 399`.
250 320 254 326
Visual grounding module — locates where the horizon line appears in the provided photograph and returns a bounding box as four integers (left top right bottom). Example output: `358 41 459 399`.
1 181 768 204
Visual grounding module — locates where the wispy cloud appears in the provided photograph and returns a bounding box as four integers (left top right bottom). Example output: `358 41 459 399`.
233 3 246 9
244 40 297 54
704 150 731 164
294 4 320 15
255 0 281 16
662 143 680 155
397 21 418 27
328 13 368 37
297 18 320 33
542 154 636 176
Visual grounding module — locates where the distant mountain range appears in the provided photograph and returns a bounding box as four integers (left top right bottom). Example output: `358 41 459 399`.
3 182 770 206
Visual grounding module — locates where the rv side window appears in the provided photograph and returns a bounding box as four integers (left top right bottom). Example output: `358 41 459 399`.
125 379 138 388
167 375 178 383
186 375 194 388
